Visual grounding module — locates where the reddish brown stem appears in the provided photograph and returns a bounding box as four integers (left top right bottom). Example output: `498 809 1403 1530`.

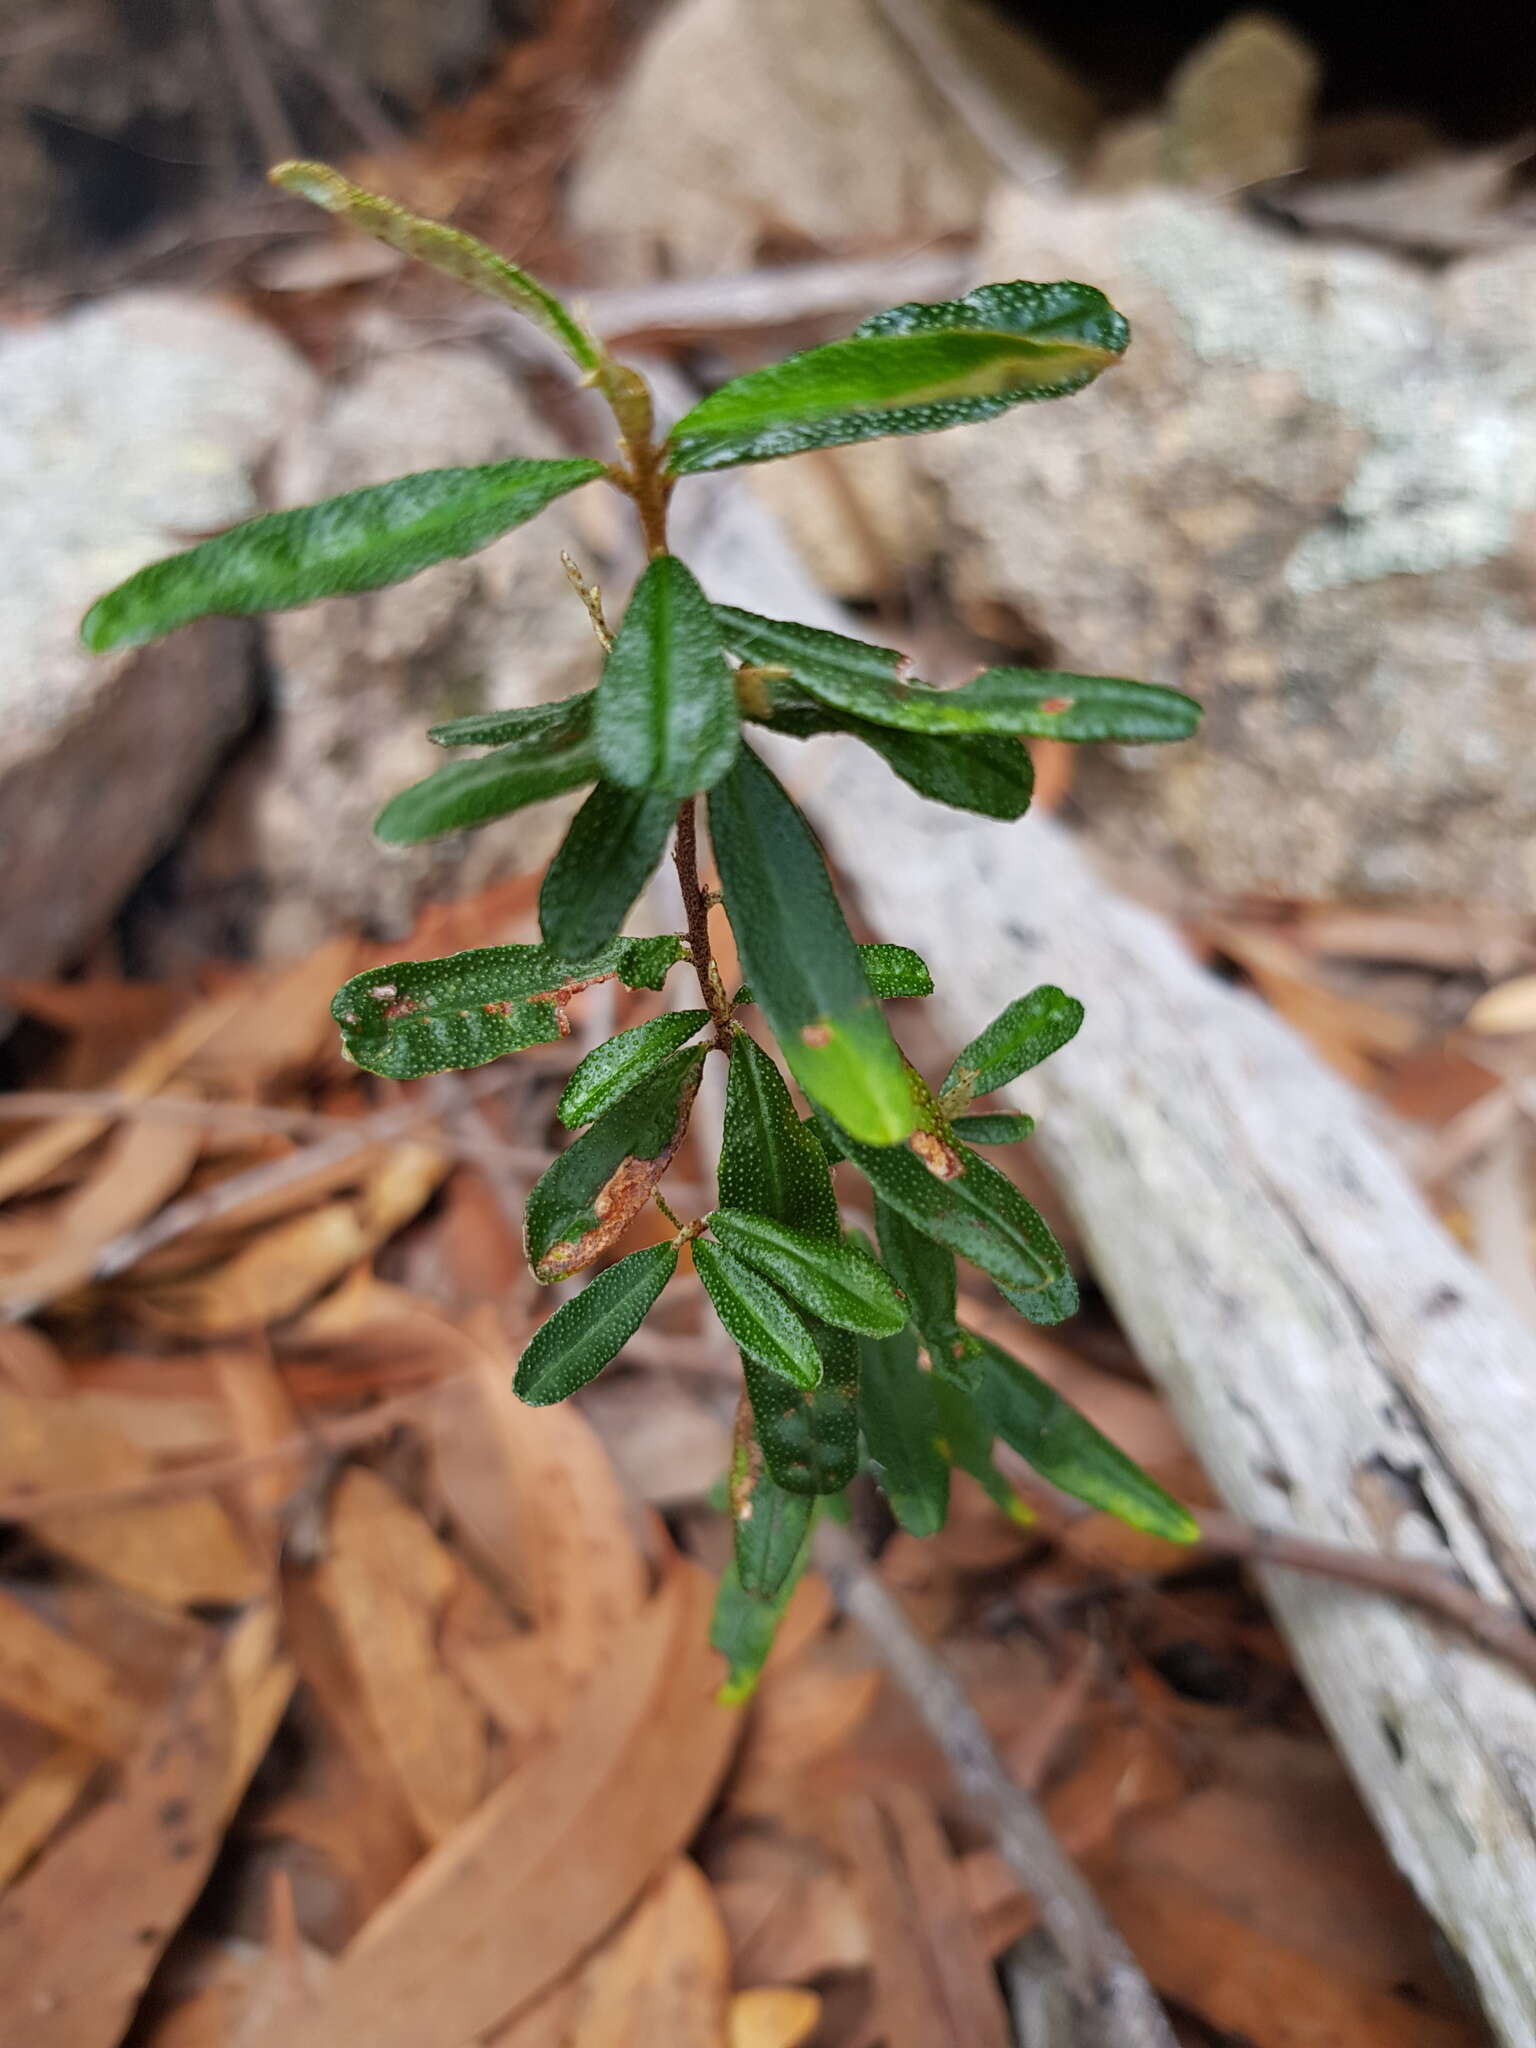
674 799 733 1048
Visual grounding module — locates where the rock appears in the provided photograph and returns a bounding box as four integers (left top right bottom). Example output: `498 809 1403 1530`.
913 187 1536 906
1162 12 1320 191
213 346 609 958
566 0 1093 282
0 291 315 980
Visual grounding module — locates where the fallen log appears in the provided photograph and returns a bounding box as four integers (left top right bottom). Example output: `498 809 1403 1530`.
679 478 1536 2047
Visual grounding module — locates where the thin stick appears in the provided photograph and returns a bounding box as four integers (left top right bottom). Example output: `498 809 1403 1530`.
815 1520 1178 2048
211 0 299 165
250 0 404 156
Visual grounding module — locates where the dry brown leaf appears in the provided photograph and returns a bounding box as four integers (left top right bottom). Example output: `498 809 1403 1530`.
0 1322 70 1395
0 1387 262 1606
716 1858 870 1985
727 1653 883 1821
0 1607 287 2048
841 1784 1011 2048
728 1987 822 2048
0 1741 99 1888
1466 972 1536 1036
244 1558 739 2048
0 1585 146 1757
183 938 359 1087
567 1855 731 2046
310 1466 490 1843
211 1345 305 1531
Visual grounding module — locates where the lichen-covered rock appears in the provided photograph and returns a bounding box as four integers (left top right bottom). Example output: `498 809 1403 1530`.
0 291 315 978
915 188 1536 906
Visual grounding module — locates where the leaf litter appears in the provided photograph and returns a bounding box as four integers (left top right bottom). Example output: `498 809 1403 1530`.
0 872 1503 2048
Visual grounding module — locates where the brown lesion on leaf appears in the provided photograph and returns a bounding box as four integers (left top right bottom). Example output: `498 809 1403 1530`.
800 1022 834 1049
1038 696 1075 715
909 1129 963 1179
533 1064 702 1282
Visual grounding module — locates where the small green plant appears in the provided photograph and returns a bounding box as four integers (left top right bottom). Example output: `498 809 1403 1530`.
85 163 1204 1696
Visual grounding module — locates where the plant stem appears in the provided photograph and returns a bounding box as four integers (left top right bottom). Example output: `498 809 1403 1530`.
675 799 733 1048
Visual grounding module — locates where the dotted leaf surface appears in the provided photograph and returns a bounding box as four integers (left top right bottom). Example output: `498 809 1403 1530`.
513 1242 677 1406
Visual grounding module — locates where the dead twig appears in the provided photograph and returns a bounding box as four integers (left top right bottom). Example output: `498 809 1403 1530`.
815 1519 1179 2048
250 0 405 156
211 0 299 165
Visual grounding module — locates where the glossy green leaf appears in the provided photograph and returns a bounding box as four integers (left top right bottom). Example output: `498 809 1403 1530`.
539 781 676 958
742 1318 860 1497
735 942 932 1009
332 935 683 1080
525 1044 705 1280
710 1541 811 1704
931 1376 1031 1522
83 460 605 653
950 1112 1036 1145
731 1448 817 1600
942 986 1084 1105
1002 1270 1081 1326
971 1332 1198 1542
827 1121 1066 1298
271 161 601 372
709 1209 905 1338
858 1328 950 1538
557 1010 712 1127
594 556 739 799
718 608 1198 746
667 280 1128 473
874 1195 962 1359
695 1239 822 1388
374 733 599 845
708 748 914 1146
428 692 593 750
718 1028 841 1240
513 1241 677 1406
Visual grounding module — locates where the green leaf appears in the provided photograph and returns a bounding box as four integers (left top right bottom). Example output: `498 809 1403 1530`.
735 941 932 1009
874 1195 962 1358
594 556 739 799
708 748 914 1146
711 1543 811 1704
950 1112 1037 1145
513 1241 677 1405
539 781 676 957
695 1239 822 1388
668 280 1128 473
718 1027 842 1242
331 936 683 1080
717 609 1196 746
942 986 1084 1105
931 1375 1031 1522
1002 1270 1081 1326
731 1449 817 1600
428 692 593 750
557 1010 712 1127
858 1328 950 1538
971 1332 1199 1542
374 733 599 845
271 161 601 373
742 1318 860 1497
709 1209 906 1338
525 1044 706 1280
83 460 605 653
827 1120 1066 1298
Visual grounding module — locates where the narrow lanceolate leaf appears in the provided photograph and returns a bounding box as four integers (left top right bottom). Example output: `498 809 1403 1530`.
743 1319 860 1497
1002 1270 1081 1327
717 607 1197 745
539 782 676 957
695 1239 822 1389
428 692 593 750
711 1540 812 1704
83 460 604 653
709 748 914 1146
931 1376 1030 1522
874 1196 961 1357
331 936 684 1080
667 280 1128 473
557 1010 712 1127
594 556 739 799
859 1329 949 1538
971 1333 1199 1542
827 1123 1066 1298
709 1210 906 1338
732 1458 816 1601
942 986 1084 1105
526 1044 705 1280
271 161 601 372
735 943 932 1009
374 733 599 844
951 1112 1036 1145
718 1028 842 1240
514 1242 677 1406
